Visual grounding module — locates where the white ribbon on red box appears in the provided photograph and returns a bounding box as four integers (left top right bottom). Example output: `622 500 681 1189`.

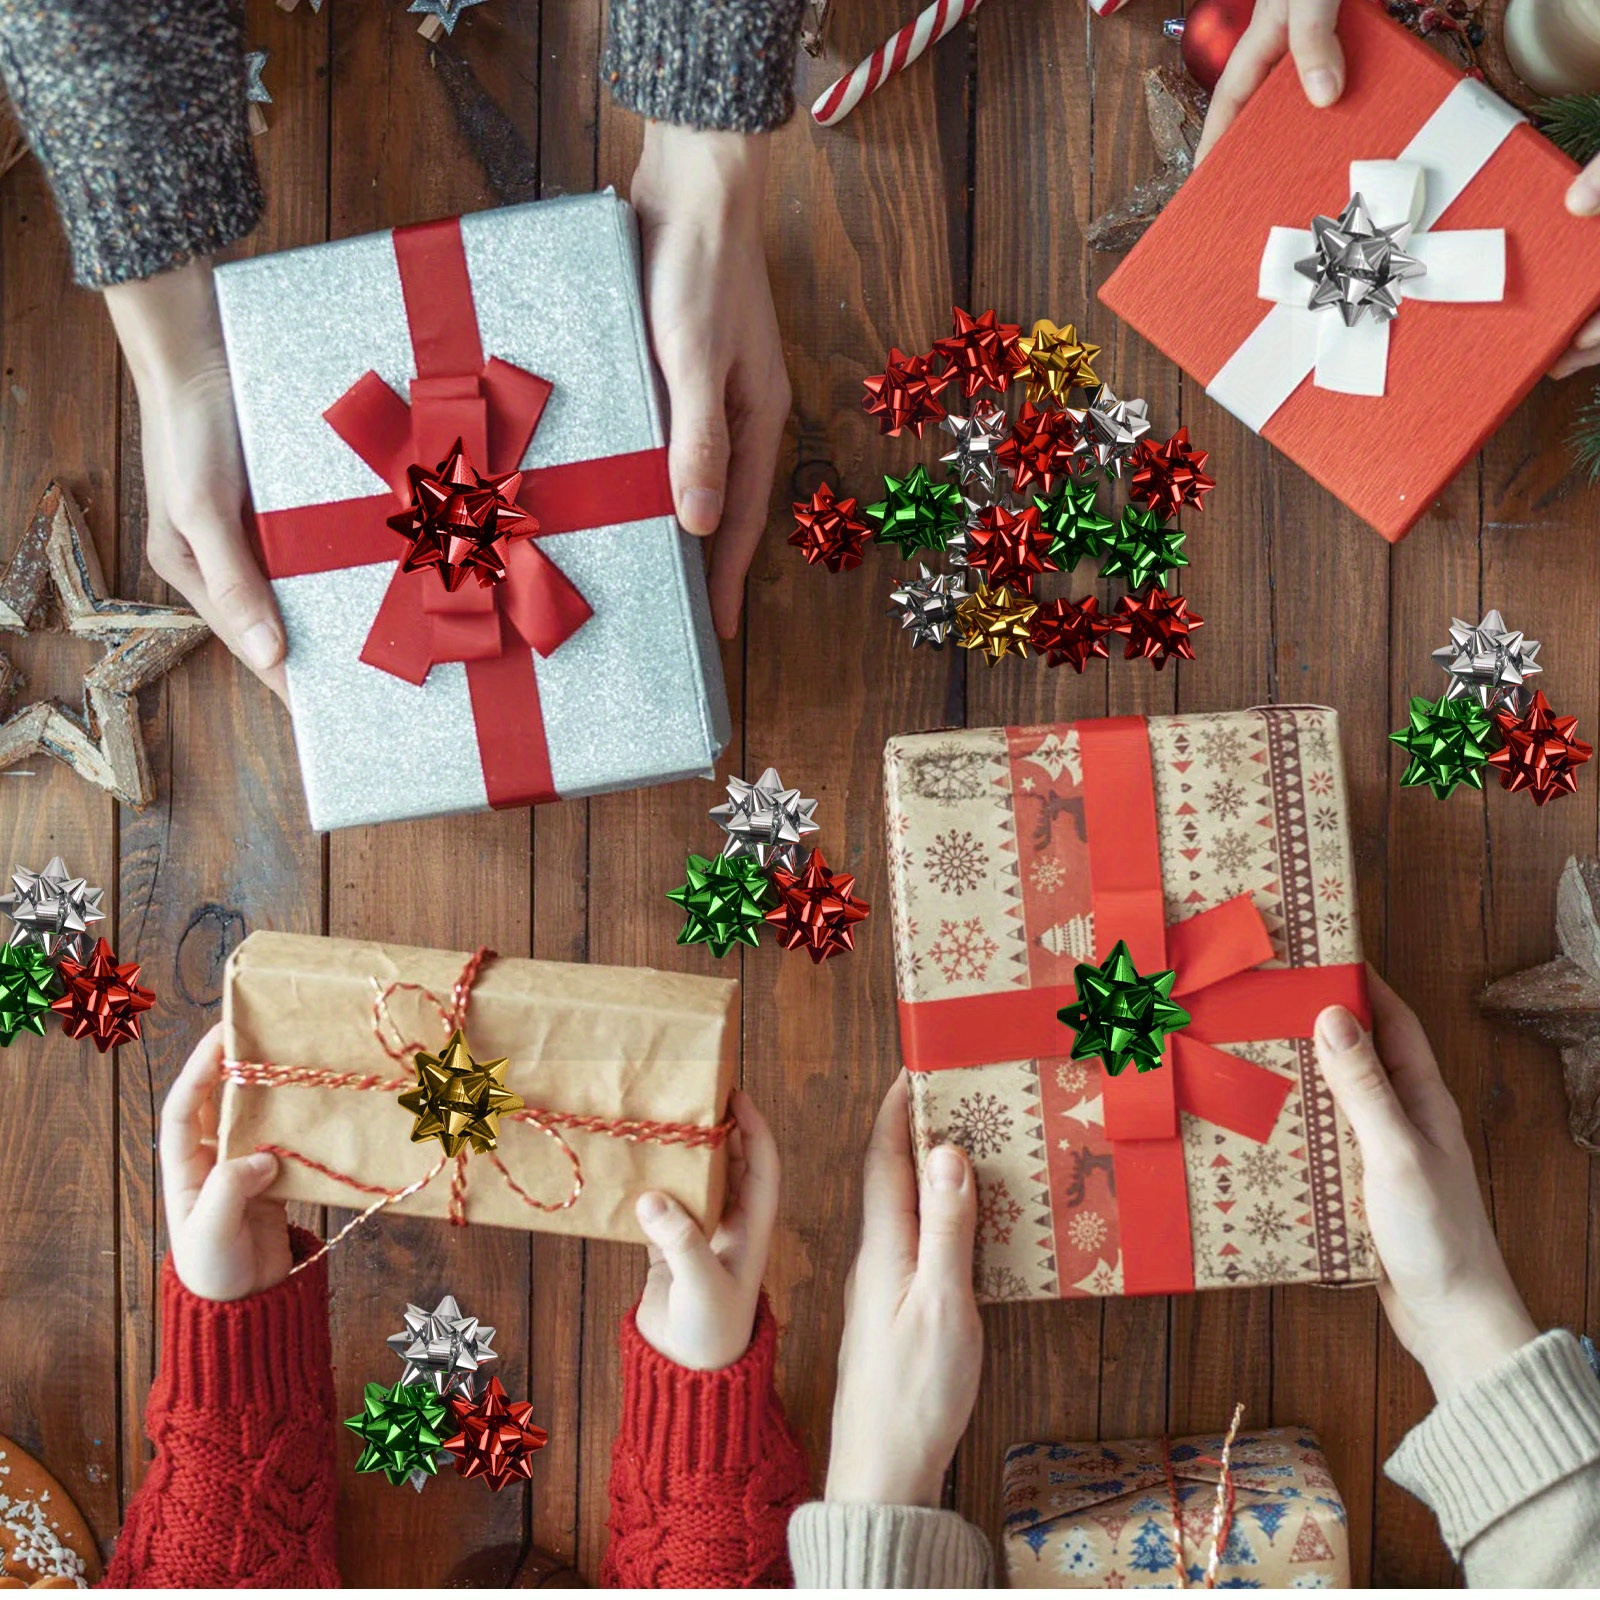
1207 78 1525 432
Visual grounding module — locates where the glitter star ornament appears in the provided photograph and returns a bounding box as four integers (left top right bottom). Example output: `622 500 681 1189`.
444 1378 548 1491
962 503 1057 594
1431 610 1542 712
346 1381 450 1488
50 938 155 1052
387 1295 498 1397
668 853 775 957
0 857 104 960
398 1028 525 1157
1034 481 1114 571
933 306 1024 397
407 0 490 34
888 565 969 648
1073 385 1152 475
1113 586 1204 668
789 483 870 573
862 348 950 438
1016 319 1101 405
938 402 1009 496
710 767 820 871
997 402 1083 496
1128 428 1215 520
764 850 871 963
956 582 1037 664
865 465 965 557
1487 692 1593 806
1101 505 1189 590
244 49 271 104
1390 694 1495 799
1057 940 1190 1076
388 438 537 592
1296 193 1427 326
0 943 56 1047
1030 595 1115 672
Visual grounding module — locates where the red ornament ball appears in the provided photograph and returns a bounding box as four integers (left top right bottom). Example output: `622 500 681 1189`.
444 1377 549 1491
765 849 870 963
790 483 870 573
1030 595 1115 672
1487 692 1593 806
51 937 156 1053
1112 586 1204 669
1179 0 1255 92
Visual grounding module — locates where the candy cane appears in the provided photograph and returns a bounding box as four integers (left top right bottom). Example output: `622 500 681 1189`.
811 0 990 127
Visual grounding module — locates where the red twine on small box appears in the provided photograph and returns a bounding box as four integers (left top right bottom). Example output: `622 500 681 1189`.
1161 1401 1245 1588
225 948 734 1274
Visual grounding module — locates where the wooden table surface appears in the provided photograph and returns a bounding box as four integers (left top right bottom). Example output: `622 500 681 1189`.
1 0 1596 1586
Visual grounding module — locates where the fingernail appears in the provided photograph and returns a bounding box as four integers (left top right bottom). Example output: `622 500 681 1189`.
637 1191 670 1224
927 1144 966 1191
1316 1006 1361 1052
1569 177 1600 217
680 488 722 533
1303 68 1339 107
240 622 282 671
248 1150 278 1176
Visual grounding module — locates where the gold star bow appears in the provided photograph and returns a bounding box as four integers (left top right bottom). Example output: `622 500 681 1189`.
1016 319 1101 406
956 581 1038 665
398 1028 525 1156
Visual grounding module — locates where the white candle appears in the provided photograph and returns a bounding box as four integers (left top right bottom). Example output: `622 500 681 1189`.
1504 0 1600 95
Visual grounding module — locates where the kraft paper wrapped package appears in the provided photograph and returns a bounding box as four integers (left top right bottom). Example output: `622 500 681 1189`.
1099 2 1600 542
1002 1427 1351 1587
886 707 1379 1303
215 192 729 830
218 931 738 1244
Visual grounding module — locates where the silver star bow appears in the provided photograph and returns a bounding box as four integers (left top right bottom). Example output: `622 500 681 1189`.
710 767 820 871
386 1295 498 1397
1296 193 1426 327
1431 610 1541 711
1 857 104 961
408 0 489 33
244 49 271 104
889 565 970 649
939 401 1008 498
1072 385 1151 476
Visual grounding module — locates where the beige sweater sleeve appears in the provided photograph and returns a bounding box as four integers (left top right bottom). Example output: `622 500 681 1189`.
787 1502 994 1588
1385 1330 1600 1586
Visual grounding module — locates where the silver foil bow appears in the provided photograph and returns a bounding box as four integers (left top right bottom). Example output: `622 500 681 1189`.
939 401 1008 497
1296 193 1427 327
386 1294 498 1397
710 767 820 871
889 565 970 649
1431 610 1541 711
1073 385 1151 476
1 856 104 960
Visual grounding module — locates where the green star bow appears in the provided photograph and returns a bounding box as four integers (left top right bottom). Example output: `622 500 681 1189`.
1100 505 1189 591
1034 480 1114 571
668 853 775 958
345 1380 450 1486
0 943 57 1046
865 464 965 558
1390 693 1497 799
1057 940 1189 1076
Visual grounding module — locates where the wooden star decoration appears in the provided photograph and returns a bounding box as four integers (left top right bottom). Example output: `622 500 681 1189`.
1480 855 1600 1153
1087 68 1208 253
0 482 211 809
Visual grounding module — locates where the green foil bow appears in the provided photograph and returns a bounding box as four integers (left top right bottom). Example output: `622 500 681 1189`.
1390 693 1496 799
346 1379 450 1487
1100 505 1189 591
1057 939 1190 1076
865 464 965 558
668 852 775 958
1034 480 1114 572
0 943 57 1046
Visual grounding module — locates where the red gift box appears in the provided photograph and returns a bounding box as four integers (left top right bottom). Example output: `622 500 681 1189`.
1099 3 1600 542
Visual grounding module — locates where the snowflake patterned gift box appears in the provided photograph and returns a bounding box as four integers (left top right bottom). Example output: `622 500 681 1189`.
215 192 729 830
885 707 1379 1303
1001 1427 1351 1587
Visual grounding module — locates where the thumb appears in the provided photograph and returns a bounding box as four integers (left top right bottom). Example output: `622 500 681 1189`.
915 1143 977 1288
665 365 730 537
636 1190 723 1296
179 494 285 675
1314 1006 1414 1154
185 1150 280 1245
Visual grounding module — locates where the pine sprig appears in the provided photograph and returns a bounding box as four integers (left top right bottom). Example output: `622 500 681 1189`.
1535 94 1600 165
1569 383 1600 483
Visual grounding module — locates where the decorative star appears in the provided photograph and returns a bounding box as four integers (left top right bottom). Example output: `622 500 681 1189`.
346 1380 450 1488
1430 609 1542 712
1034 481 1114 571
387 1295 498 1397
1112 585 1204 669
1296 193 1427 326
887 565 969 649
388 437 537 592
0 483 211 809
1487 692 1593 806
0 856 104 961
1057 939 1189 1076
938 401 1009 496
0 943 57 1047
956 581 1038 665
789 484 870 573
50 938 155 1053
1101 505 1188 590
764 849 871 963
1390 693 1496 800
709 767 819 871
865 465 965 558
444 1377 548 1491
1015 319 1101 405
398 1028 524 1157
861 347 950 438
997 402 1084 496
1127 427 1214 520
408 0 490 36
932 307 1025 397
668 853 774 958
1030 595 1115 672
962 503 1057 595
244 49 272 104
1072 385 1152 476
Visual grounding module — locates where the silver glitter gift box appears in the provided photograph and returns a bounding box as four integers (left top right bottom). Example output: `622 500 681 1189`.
215 192 729 830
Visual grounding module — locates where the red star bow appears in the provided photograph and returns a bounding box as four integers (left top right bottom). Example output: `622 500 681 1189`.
1127 428 1215 521
1488 691 1593 805
50 937 155 1052
789 484 870 573
862 348 950 438
964 503 1057 595
1112 586 1204 669
765 849 870 963
444 1378 549 1491
387 436 538 591
932 307 1025 398
1030 594 1115 671
996 402 1084 496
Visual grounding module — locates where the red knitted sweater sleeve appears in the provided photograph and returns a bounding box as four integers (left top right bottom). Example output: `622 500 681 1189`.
600 1296 812 1588
102 1227 340 1588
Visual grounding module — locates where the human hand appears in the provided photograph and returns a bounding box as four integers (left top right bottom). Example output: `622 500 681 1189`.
1195 0 1345 164
1314 973 1538 1401
103 261 287 699
825 1074 983 1508
631 124 791 640
161 1024 292 1302
1546 160 1600 378
633 1090 780 1371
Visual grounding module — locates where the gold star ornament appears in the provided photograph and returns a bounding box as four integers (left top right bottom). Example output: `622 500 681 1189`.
1016 319 1101 406
956 581 1037 665
398 1028 525 1156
